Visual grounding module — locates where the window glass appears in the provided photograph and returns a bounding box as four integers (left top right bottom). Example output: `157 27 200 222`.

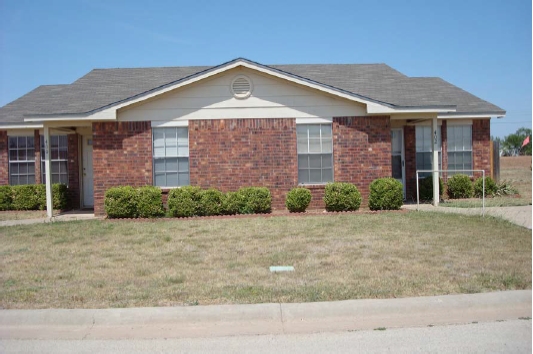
153 127 190 187
41 135 69 186
415 126 441 178
297 124 334 184
447 125 473 175
8 136 36 185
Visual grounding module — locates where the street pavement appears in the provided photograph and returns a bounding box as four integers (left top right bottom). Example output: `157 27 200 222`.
1 320 531 353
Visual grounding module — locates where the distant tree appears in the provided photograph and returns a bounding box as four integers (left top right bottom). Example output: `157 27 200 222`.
501 127 531 156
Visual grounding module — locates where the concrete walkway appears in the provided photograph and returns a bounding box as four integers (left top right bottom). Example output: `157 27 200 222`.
0 290 530 340
403 204 532 229
0 210 96 227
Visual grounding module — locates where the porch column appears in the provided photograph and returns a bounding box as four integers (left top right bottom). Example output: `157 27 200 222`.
43 126 53 218
432 117 440 206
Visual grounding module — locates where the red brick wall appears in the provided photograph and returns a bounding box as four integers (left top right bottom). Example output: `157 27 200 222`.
92 122 152 215
189 119 297 209
67 134 80 209
473 119 491 178
332 116 392 204
0 131 8 185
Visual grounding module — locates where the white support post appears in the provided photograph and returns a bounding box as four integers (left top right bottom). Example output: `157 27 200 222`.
43 126 53 218
431 117 439 206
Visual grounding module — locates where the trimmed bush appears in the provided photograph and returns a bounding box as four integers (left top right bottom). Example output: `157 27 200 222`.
104 186 138 218
222 191 242 215
368 178 403 211
285 188 312 212
52 184 69 210
473 177 497 197
137 186 165 218
0 185 12 211
12 185 41 210
447 174 474 199
323 182 362 212
237 187 272 214
198 188 225 216
167 186 203 217
418 176 444 201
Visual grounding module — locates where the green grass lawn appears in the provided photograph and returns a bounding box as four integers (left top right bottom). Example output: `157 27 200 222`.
1 212 530 309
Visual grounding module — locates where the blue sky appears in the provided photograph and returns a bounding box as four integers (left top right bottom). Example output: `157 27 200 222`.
0 0 530 138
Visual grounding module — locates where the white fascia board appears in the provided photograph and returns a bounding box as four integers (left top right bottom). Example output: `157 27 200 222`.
24 114 116 122
151 120 189 127
369 104 456 114
437 113 501 119
0 124 43 130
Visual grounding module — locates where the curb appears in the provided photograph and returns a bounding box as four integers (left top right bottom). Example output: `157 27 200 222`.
0 290 530 340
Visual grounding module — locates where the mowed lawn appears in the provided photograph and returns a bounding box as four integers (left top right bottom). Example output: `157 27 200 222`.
500 156 532 201
1 212 530 309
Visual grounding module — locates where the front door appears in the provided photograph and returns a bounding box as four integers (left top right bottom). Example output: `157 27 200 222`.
391 128 406 197
82 136 94 207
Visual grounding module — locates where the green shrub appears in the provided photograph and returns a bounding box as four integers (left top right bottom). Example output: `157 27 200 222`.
104 186 138 218
368 178 403 211
495 180 519 196
222 191 242 215
136 186 165 218
418 176 444 201
447 174 474 199
0 185 12 211
473 177 498 197
52 184 68 210
237 187 272 214
167 186 203 217
323 182 362 212
12 185 40 210
198 188 225 216
285 188 312 212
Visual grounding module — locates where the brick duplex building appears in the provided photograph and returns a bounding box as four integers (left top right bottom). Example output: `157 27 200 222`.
0 58 505 216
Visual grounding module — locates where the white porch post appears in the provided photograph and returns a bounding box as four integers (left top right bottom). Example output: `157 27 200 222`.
43 126 53 218
432 117 440 206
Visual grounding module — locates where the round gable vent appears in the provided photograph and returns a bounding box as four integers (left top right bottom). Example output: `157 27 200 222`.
231 75 253 99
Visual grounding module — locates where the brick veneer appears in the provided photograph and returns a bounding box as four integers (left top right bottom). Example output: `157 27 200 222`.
332 116 392 204
92 122 153 215
0 131 7 185
189 118 298 209
473 119 491 178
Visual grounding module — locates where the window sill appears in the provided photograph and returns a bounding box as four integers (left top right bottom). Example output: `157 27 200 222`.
298 184 328 189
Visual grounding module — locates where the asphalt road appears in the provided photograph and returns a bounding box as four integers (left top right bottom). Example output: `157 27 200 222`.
2 320 531 354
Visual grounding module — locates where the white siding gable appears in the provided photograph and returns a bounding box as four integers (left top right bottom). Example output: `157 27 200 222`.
118 68 367 122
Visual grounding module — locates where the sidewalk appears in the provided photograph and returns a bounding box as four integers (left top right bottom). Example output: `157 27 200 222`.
403 204 532 229
0 290 530 340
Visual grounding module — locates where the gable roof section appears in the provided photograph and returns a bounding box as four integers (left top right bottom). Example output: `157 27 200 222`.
0 58 505 124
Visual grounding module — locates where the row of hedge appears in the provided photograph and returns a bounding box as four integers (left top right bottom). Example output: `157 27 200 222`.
104 186 272 218
0 184 68 211
418 174 499 201
104 179 405 218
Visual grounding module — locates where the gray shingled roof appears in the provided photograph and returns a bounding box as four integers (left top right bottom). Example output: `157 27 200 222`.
0 59 505 124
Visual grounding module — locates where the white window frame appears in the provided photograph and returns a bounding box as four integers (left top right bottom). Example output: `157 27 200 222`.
152 127 190 188
8 136 36 185
447 124 473 176
297 123 334 185
40 135 69 185
416 125 442 178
